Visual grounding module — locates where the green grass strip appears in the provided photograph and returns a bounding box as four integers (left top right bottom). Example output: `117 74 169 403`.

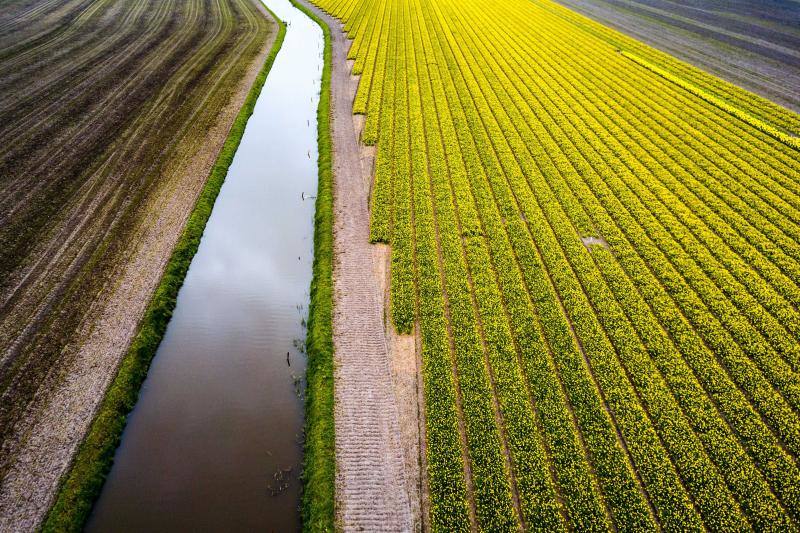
40 12 287 533
286 1 336 531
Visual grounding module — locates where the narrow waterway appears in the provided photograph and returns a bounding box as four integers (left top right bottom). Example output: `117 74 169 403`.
86 1 322 530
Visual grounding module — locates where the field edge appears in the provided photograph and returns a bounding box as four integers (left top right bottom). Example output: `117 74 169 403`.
290 1 336 531
39 10 287 532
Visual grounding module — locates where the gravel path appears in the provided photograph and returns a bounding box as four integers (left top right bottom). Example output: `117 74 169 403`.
296 1 419 530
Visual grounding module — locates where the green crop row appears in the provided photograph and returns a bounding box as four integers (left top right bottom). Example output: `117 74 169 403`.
407 0 519 527
404 2 474 525
366 0 397 243
410 0 574 527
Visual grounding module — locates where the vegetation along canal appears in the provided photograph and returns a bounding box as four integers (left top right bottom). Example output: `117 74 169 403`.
86 0 323 529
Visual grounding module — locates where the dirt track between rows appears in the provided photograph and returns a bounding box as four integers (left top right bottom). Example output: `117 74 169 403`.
296 1 424 530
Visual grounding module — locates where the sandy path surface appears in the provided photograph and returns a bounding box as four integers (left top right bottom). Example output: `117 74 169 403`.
296 1 422 530
0 10 276 531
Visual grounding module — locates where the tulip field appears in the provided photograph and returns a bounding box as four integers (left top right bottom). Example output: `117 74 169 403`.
314 0 800 529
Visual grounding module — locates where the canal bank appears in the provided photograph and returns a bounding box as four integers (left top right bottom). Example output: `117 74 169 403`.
83 1 323 529
43 0 327 529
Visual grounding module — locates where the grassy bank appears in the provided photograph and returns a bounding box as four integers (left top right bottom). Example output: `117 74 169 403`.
288 1 335 531
41 13 286 533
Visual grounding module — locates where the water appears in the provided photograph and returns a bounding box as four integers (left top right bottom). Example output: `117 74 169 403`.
86 1 322 530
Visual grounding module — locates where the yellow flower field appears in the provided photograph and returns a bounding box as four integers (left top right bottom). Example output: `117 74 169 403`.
312 0 800 529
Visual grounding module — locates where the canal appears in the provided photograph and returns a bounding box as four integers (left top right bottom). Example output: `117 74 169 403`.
86 0 323 529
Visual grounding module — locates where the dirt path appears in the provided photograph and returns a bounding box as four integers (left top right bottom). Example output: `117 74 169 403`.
296 1 422 530
0 8 277 530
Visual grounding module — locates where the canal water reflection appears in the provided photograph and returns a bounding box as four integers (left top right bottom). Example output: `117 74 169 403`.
86 0 323 529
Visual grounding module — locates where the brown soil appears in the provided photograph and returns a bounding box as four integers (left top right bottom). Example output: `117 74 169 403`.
0 0 277 529
296 0 423 530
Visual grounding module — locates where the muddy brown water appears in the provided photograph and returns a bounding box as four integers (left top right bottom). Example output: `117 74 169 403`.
86 1 322 530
